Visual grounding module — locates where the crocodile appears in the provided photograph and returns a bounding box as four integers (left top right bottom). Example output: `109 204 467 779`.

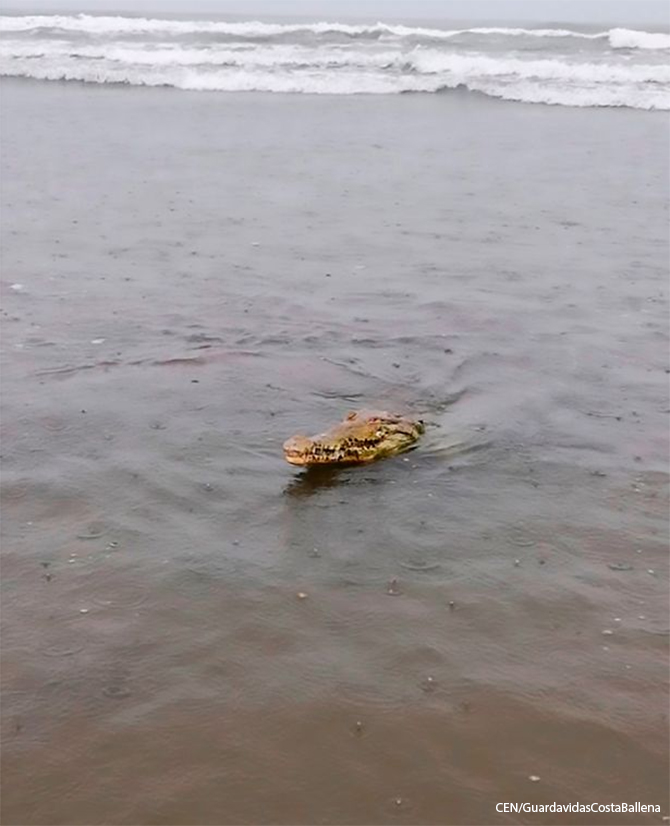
283 409 424 467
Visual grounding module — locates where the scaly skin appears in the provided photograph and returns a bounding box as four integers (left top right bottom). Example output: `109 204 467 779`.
283 409 424 467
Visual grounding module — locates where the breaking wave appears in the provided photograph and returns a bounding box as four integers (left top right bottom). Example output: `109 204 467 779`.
608 27 670 50
1 14 668 109
1 15 669 49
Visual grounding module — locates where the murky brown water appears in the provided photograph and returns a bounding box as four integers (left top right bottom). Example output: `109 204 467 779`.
1 80 669 825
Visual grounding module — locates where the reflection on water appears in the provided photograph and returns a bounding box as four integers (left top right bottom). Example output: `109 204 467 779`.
282 444 437 499
283 465 352 498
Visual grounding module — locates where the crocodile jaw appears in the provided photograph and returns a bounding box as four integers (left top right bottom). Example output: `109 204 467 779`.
283 435 319 466
282 434 361 466
282 418 423 467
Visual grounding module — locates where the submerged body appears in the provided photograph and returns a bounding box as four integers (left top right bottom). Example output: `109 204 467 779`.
283 409 424 467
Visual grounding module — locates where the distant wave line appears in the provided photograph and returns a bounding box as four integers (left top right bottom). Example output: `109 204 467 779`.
1 15 669 50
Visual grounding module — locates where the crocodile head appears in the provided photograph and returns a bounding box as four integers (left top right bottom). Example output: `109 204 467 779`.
283 409 424 467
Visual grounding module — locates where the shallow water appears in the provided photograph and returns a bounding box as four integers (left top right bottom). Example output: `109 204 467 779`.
1 79 668 825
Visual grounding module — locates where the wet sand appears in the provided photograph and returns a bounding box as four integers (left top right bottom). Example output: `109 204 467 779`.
1 79 668 825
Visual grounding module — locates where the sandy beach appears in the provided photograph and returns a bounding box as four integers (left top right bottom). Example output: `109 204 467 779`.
1 77 668 824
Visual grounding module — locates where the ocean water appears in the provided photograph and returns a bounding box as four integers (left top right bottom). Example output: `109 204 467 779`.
1 77 668 824
1 7 669 826
1 12 669 107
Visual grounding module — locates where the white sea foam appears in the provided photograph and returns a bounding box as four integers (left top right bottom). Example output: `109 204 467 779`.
1 15 668 51
0 39 405 70
409 50 670 85
0 57 435 94
2 54 667 110
1 15 668 109
0 14 375 36
608 28 670 50
3 39 668 87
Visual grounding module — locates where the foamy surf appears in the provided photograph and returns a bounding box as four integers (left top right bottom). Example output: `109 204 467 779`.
1 15 669 48
1 14 668 109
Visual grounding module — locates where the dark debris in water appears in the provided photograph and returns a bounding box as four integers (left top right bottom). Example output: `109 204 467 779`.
399 560 441 572
352 720 365 737
420 676 437 693
102 685 132 699
608 563 634 571
386 578 402 596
